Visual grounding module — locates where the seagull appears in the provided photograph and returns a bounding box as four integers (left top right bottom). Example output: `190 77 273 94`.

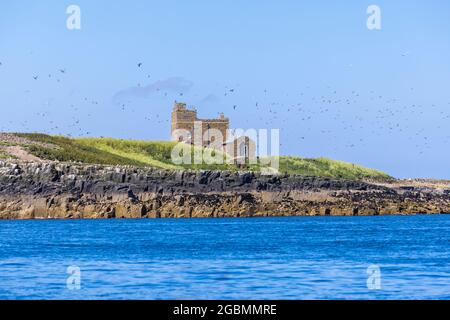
33 76 38 80
59 69 66 73
137 62 143 68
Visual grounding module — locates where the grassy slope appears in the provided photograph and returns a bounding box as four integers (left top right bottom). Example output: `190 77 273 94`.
0 150 9 159
279 156 390 181
14 133 392 181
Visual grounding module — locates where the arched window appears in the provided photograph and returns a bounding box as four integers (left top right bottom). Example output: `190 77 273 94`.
238 142 248 158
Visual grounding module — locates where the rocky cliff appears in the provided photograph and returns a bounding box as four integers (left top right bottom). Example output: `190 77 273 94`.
1 160 450 219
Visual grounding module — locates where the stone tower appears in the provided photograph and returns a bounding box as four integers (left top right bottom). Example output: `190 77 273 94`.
171 102 229 147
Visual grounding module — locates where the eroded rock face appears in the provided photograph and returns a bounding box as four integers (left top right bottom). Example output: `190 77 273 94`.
0 160 450 219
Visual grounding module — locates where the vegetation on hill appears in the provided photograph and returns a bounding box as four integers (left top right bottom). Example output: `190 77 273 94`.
0 150 9 159
10 133 392 181
279 156 391 181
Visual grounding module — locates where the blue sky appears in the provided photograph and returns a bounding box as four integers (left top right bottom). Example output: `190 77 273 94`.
1 0 450 178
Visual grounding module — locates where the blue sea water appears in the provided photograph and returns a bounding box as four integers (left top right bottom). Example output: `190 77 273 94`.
1 215 450 300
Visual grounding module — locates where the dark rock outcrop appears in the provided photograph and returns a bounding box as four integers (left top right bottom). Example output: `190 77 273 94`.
1 160 450 219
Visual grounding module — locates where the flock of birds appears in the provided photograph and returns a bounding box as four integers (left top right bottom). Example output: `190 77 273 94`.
0 59 449 157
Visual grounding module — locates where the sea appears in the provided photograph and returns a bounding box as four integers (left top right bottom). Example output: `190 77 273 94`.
1 215 450 300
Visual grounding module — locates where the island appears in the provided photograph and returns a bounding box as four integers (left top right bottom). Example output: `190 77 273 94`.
1 132 449 219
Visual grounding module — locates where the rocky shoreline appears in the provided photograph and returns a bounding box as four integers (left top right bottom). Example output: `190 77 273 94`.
1 160 450 219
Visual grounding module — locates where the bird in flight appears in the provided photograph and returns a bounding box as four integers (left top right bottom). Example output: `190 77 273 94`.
137 63 143 68
33 76 38 80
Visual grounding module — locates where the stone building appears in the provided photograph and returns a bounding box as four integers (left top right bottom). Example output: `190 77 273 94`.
223 135 257 165
171 102 256 164
171 102 229 147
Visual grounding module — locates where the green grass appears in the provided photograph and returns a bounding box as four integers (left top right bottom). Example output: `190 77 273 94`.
75 137 242 171
279 156 391 181
12 133 392 181
15 134 147 166
0 150 9 159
